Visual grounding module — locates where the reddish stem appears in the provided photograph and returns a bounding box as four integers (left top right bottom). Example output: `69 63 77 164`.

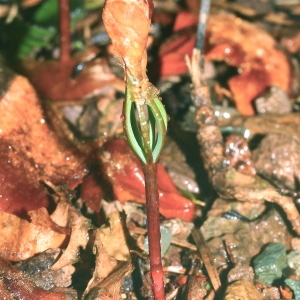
59 0 71 63
142 163 165 300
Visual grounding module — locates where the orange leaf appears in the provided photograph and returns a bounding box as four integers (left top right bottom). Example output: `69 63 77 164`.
159 13 291 116
206 13 291 116
102 0 153 80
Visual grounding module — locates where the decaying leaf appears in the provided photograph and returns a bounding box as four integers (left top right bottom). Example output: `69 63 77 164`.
0 70 87 188
14 248 75 290
51 201 92 270
0 257 74 300
20 53 124 101
0 139 50 218
83 211 133 299
0 208 68 261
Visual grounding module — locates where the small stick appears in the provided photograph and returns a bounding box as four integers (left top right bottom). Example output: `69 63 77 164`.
195 0 211 72
191 228 221 292
59 0 71 63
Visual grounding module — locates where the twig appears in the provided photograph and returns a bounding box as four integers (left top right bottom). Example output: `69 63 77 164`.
191 228 221 292
195 0 211 72
185 49 226 181
59 0 71 63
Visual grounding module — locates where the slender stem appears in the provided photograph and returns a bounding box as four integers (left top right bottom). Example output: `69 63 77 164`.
195 0 211 72
59 0 71 63
142 163 165 300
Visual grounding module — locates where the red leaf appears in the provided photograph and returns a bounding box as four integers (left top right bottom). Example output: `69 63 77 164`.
101 139 195 221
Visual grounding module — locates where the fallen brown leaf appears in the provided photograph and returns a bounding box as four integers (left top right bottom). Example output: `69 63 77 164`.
83 212 133 299
51 202 92 270
0 209 67 261
98 210 130 261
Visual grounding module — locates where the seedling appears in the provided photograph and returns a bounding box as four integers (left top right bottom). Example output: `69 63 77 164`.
102 0 167 299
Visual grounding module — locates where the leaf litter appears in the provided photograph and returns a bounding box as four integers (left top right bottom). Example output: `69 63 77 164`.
1 0 300 299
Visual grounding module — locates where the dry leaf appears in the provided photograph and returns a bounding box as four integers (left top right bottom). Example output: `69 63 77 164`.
158 11 197 77
81 173 104 212
0 209 67 261
82 214 133 300
0 139 50 218
51 202 92 270
102 0 153 80
206 14 291 116
98 211 130 261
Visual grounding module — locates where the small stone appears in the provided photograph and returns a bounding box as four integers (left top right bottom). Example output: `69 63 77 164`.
285 278 300 300
292 238 300 251
287 251 300 277
253 242 287 285
224 280 264 300
144 225 172 256
227 265 254 283
255 86 292 115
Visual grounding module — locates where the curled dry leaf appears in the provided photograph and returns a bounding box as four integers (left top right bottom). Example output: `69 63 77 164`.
50 201 92 270
0 208 68 261
159 12 291 116
102 0 153 80
83 211 133 299
0 257 73 300
98 210 130 261
101 138 195 221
